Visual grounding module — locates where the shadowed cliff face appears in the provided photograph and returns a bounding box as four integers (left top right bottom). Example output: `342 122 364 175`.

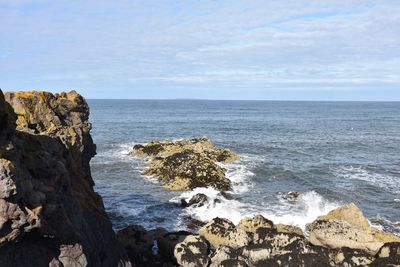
0 90 131 267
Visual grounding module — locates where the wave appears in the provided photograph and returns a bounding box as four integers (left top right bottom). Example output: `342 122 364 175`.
95 143 399 236
172 188 340 231
217 154 259 194
332 165 400 194
370 215 400 236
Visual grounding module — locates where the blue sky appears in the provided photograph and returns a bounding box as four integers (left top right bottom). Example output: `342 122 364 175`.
0 0 399 100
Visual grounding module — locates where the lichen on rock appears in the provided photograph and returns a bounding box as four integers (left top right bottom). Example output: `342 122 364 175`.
0 90 131 267
131 137 239 191
199 217 250 249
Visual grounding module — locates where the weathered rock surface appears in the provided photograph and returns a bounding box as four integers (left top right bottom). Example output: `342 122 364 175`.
0 90 131 267
118 210 400 267
237 215 274 234
131 137 239 191
199 217 251 249
174 235 210 267
307 203 400 254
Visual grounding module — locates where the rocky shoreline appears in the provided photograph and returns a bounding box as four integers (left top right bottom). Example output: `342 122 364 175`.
116 203 400 267
0 90 399 267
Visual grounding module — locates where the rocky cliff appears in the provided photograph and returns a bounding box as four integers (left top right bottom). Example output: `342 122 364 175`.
0 90 131 267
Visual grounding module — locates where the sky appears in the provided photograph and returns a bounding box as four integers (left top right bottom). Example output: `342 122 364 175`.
0 0 399 100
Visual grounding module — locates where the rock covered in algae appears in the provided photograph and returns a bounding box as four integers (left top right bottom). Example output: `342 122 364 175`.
131 137 239 191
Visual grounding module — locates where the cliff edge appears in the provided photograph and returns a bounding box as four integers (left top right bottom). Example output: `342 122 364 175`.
0 90 131 267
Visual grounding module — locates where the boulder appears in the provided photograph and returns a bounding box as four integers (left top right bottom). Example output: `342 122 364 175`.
131 137 239 191
237 215 274 234
199 218 250 249
174 235 210 267
0 90 131 267
275 224 304 237
307 203 400 254
157 230 193 264
181 193 209 208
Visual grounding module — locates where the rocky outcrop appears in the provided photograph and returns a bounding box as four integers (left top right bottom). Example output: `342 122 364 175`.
131 137 239 191
118 210 400 267
306 203 400 254
0 90 131 267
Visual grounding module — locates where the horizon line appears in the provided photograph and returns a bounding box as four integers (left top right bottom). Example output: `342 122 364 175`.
86 98 400 102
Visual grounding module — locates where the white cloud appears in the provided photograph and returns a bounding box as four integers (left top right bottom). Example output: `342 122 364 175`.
0 0 399 99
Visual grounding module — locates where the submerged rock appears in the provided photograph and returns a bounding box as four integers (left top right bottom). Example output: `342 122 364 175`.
307 203 400 254
131 137 239 191
0 90 131 267
283 191 300 200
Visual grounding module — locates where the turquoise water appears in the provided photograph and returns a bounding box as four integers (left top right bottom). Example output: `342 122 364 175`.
89 100 400 234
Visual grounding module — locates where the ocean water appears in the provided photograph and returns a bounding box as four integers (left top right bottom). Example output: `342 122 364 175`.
89 100 400 235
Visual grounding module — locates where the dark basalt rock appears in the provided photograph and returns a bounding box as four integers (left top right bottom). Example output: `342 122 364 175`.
0 90 131 267
181 193 209 208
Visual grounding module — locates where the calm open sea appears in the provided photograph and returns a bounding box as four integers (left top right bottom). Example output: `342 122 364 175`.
88 100 400 235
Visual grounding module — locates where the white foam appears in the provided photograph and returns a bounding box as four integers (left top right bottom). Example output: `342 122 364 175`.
173 189 340 231
372 215 400 236
333 166 400 194
217 155 256 194
171 187 255 225
262 191 340 230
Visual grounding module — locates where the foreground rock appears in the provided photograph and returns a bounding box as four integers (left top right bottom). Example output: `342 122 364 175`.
307 203 400 255
131 137 239 191
0 91 131 267
118 206 400 267
200 218 251 249
174 235 210 267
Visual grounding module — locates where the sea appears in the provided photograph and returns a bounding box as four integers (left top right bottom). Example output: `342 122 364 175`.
88 100 400 235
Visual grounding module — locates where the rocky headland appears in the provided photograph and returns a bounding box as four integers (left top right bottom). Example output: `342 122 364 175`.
1 90 399 267
131 137 239 191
